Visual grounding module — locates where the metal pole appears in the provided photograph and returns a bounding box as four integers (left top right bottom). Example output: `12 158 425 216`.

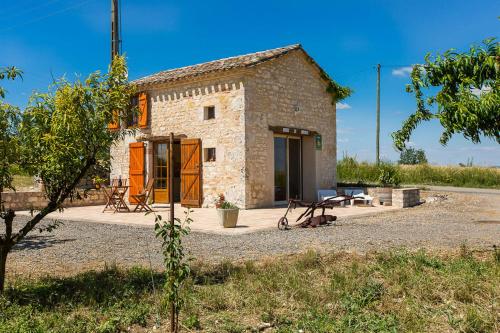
169 132 174 227
376 64 381 165
168 132 175 332
111 0 120 62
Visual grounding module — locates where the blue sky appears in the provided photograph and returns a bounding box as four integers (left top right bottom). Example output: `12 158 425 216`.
1 0 499 166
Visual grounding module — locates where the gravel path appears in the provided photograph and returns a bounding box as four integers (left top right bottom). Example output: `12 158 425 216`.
4 191 500 276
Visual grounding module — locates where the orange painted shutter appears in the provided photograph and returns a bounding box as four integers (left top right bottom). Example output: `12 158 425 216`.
129 142 145 203
108 110 120 130
138 92 148 128
180 139 202 207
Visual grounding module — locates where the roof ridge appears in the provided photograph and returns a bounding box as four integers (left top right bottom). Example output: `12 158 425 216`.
132 44 302 86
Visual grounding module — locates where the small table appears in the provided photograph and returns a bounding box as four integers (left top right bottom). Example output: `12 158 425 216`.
102 186 118 212
114 185 130 212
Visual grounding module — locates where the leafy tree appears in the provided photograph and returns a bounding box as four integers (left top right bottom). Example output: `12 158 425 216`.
398 147 428 165
0 56 135 291
0 67 22 197
393 38 499 150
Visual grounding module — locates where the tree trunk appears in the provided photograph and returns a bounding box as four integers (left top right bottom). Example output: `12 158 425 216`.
0 245 8 292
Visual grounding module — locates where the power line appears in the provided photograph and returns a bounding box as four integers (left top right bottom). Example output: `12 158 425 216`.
0 0 96 33
0 0 65 22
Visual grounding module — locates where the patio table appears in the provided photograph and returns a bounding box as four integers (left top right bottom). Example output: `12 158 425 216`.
114 185 130 213
102 185 118 212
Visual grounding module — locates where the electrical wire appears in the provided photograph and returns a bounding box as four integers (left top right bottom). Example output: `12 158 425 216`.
0 0 97 33
0 0 65 21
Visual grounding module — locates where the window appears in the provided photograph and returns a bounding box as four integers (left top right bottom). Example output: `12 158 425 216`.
204 148 216 162
204 106 215 120
127 95 139 127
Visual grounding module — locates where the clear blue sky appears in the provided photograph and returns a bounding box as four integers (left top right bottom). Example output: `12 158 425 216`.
1 0 499 166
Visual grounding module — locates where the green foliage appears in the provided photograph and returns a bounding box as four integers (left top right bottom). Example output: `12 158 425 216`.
393 38 500 150
0 67 22 196
2 250 498 332
0 66 22 99
377 162 401 186
398 147 428 165
338 155 500 188
0 266 158 332
306 57 352 104
18 55 136 203
154 211 192 332
214 193 239 209
1 55 136 292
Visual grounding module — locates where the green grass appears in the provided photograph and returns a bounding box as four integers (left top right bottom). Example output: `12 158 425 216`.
1 249 499 332
337 157 500 189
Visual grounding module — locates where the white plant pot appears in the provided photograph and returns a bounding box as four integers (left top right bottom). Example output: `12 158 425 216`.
217 208 239 228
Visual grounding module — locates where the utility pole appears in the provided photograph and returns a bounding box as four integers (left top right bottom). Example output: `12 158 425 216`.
111 0 120 62
376 64 381 165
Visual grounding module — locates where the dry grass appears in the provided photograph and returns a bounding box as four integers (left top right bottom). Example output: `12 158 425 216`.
338 156 500 189
1 249 499 332
10 175 35 191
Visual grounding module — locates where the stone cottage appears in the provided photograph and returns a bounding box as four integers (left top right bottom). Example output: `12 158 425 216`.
110 44 338 208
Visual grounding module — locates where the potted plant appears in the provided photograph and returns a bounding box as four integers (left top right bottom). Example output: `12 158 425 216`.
215 194 239 228
92 176 106 190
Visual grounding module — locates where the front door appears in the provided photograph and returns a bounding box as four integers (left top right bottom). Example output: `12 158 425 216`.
274 136 302 204
153 142 169 203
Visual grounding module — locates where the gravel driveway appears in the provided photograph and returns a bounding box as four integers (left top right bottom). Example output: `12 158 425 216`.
5 191 500 276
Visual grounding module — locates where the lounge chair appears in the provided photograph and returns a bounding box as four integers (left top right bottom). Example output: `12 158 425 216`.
317 189 346 206
344 188 373 206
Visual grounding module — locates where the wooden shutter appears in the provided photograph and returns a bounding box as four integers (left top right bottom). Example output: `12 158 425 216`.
129 142 145 203
108 110 120 130
180 139 202 207
138 92 148 128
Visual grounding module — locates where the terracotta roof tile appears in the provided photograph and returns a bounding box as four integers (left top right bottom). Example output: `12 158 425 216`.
132 44 302 86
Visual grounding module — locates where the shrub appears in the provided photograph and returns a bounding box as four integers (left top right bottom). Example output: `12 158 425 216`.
377 162 401 186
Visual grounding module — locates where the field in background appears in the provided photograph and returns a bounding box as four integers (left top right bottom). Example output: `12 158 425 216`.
338 157 500 189
10 175 35 191
1 249 498 332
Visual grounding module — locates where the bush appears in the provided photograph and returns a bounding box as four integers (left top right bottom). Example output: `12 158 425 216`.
377 162 401 186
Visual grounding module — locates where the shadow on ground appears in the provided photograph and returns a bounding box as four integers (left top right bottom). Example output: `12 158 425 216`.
12 235 76 252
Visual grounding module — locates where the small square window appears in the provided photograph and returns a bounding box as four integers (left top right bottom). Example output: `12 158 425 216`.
204 148 216 162
204 106 215 120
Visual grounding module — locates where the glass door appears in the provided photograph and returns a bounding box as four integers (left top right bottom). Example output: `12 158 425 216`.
274 137 287 203
288 138 301 200
274 136 302 204
154 142 168 203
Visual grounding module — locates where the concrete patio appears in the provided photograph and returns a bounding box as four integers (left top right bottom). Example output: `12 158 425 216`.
17 203 398 234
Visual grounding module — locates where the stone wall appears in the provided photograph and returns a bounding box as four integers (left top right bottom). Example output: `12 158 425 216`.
111 50 338 209
1 190 107 211
244 50 337 208
392 188 420 208
110 72 247 207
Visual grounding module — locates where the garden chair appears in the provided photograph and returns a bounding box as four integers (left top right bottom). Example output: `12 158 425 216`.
132 177 155 212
